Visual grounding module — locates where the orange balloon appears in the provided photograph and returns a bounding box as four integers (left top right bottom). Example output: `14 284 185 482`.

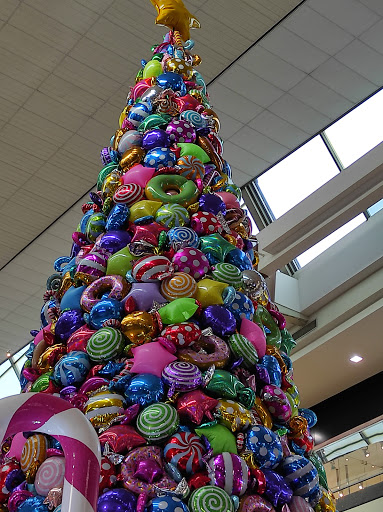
121 312 158 345
120 147 145 171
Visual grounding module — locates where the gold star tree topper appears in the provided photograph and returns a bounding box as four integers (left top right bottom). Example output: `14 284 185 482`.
150 0 201 41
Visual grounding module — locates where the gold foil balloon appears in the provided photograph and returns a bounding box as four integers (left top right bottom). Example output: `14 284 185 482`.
20 434 48 482
203 108 220 132
315 488 336 512
216 399 254 432
112 128 127 151
102 171 122 198
129 200 162 222
120 312 158 345
150 0 201 41
252 396 273 429
38 344 66 373
165 57 193 79
288 416 308 438
119 147 145 171
84 390 126 429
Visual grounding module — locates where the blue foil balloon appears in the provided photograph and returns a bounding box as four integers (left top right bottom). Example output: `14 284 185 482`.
225 248 253 271
97 230 131 254
89 297 124 330
127 101 152 128
60 285 87 312
40 298 56 327
226 291 254 322
106 204 130 231
246 425 283 469
98 488 137 512
78 209 94 233
142 128 171 151
168 227 199 250
148 496 190 512
144 147 177 170
260 355 282 387
18 496 49 512
298 408 318 428
124 373 164 407
280 455 320 505
157 72 187 95
53 351 91 386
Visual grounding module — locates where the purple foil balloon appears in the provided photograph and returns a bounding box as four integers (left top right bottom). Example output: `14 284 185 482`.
142 129 171 151
207 452 249 496
162 361 202 394
201 305 236 336
199 193 226 215
97 488 137 512
55 310 84 342
262 469 293 508
97 231 131 254
123 282 167 311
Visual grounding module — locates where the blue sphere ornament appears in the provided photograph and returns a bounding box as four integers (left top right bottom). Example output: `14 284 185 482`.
259 355 282 388
124 373 164 407
144 147 177 170
226 291 254 322
246 425 283 469
148 496 190 512
298 408 318 428
280 455 320 505
89 297 124 330
18 496 49 512
222 160 232 179
225 248 253 271
40 298 56 327
157 72 187 95
127 101 152 127
53 351 91 386
106 204 130 231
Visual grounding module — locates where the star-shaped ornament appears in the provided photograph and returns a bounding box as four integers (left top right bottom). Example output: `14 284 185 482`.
129 221 168 246
150 0 201 41
134 459 164 483
177 389 218 425
195 278 228 308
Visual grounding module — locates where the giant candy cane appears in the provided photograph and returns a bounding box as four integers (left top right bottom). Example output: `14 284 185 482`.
0 393 100 512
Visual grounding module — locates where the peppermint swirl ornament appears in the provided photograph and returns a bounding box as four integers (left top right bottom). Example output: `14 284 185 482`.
162 361 202 393
34 456 65 496
164 432 205 475
161 272 197 301
86 327 124 362
113 183 144 206
189 485 234 512
136 403 179 441
168 227 199 250
155 203 190 228
180 110 207 129
53 351 91 386
177 155 205 182
212 263 242 288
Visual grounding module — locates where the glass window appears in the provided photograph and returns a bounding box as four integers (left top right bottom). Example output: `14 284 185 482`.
13 344 29 362
241 202 259 235
256 136 340 219
367 198 383 217
296 214 366 267
325 89 383 169
0 368 21 399
0 360 11 378
15 355 27 375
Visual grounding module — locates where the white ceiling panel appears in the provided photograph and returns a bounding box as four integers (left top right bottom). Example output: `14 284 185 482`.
359 0 383 16
229 125 289 162
223 141 270 175
249 110 310 149
208 82 263 123
0 0 19 22
359 18 383 53
335 39 383 85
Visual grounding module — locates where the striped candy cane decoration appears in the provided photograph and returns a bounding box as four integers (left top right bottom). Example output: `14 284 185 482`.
0 393 100 512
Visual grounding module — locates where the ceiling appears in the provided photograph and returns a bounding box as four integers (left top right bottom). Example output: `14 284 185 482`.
0 0 383 407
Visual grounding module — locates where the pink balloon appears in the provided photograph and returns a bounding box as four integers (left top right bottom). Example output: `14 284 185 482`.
121 164 155 188
215 191 241 209
33 326 47 345
240 318 266 358
288 496 314 512
239 494 275 512
130 342 177 377
7 432 26 460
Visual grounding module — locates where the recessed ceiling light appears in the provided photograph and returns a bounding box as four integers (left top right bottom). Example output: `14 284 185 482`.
350 355 363 363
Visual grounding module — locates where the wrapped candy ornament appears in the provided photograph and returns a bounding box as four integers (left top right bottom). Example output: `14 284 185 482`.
0 2 333 512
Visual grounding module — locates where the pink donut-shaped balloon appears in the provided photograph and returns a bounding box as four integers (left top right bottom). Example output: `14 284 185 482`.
121 445 176 497
80 275 129 313
34 456 65 496
177 334 230 370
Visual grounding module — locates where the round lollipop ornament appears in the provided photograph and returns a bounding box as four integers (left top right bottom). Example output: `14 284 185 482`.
161 272 197 301
164 432 205 475
168 227 199 250
189 485 234 512
136 403 179 442
212 262 242 288
34 456 65 496
207 452 249 496
155 203 190 228
52 351 91 386
162 361 202 394
86 327 125 362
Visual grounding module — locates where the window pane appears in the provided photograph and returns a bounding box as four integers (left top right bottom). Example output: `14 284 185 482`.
241 202 259 235
296 214 366 267
15 355 27 375
13 344 29 362
256 136 340 219
325 89 383 168
0 360 11 378
0 368 21 399
367 198 383 217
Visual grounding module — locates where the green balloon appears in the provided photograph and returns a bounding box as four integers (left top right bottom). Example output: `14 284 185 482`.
205 369 255 409
177 143 210 163
138 114 171 132
31 371 53 392
106 246 138 277
143 59 162 79
159 298 198 324
280 328 296 355
199 233 236 262
97 163 118 191
195 423 237 455
254 305 281 348
309 452 329 490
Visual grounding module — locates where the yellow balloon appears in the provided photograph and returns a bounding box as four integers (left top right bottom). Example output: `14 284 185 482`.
20 434 48 482
252 396 273 429
120 147 145 171
121 312 158 345
216 399 253 432
119 106 130 128
150 0 201 42
195 278 227 308
129 200 163 222
143 59 163 79
102 171 121 198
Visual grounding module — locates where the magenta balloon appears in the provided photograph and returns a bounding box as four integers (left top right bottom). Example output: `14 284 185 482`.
97 231 131 254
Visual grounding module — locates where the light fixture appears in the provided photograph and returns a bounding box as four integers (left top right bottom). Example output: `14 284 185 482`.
345 458 349 461
6 350 11 358
339 492 344 498
350 355 363 363
359 484 363 490
365 450 370 457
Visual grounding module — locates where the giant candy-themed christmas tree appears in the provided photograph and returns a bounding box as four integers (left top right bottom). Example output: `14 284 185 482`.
0 1 336 512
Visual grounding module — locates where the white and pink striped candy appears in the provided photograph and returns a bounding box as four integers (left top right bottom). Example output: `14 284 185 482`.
0 393 100 512
113 183 144 206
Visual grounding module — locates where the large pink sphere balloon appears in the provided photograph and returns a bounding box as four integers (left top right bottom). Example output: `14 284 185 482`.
240 318 266 358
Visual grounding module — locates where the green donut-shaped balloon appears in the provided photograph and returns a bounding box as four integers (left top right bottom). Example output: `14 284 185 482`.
253 305 281 348
145 174 199 208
